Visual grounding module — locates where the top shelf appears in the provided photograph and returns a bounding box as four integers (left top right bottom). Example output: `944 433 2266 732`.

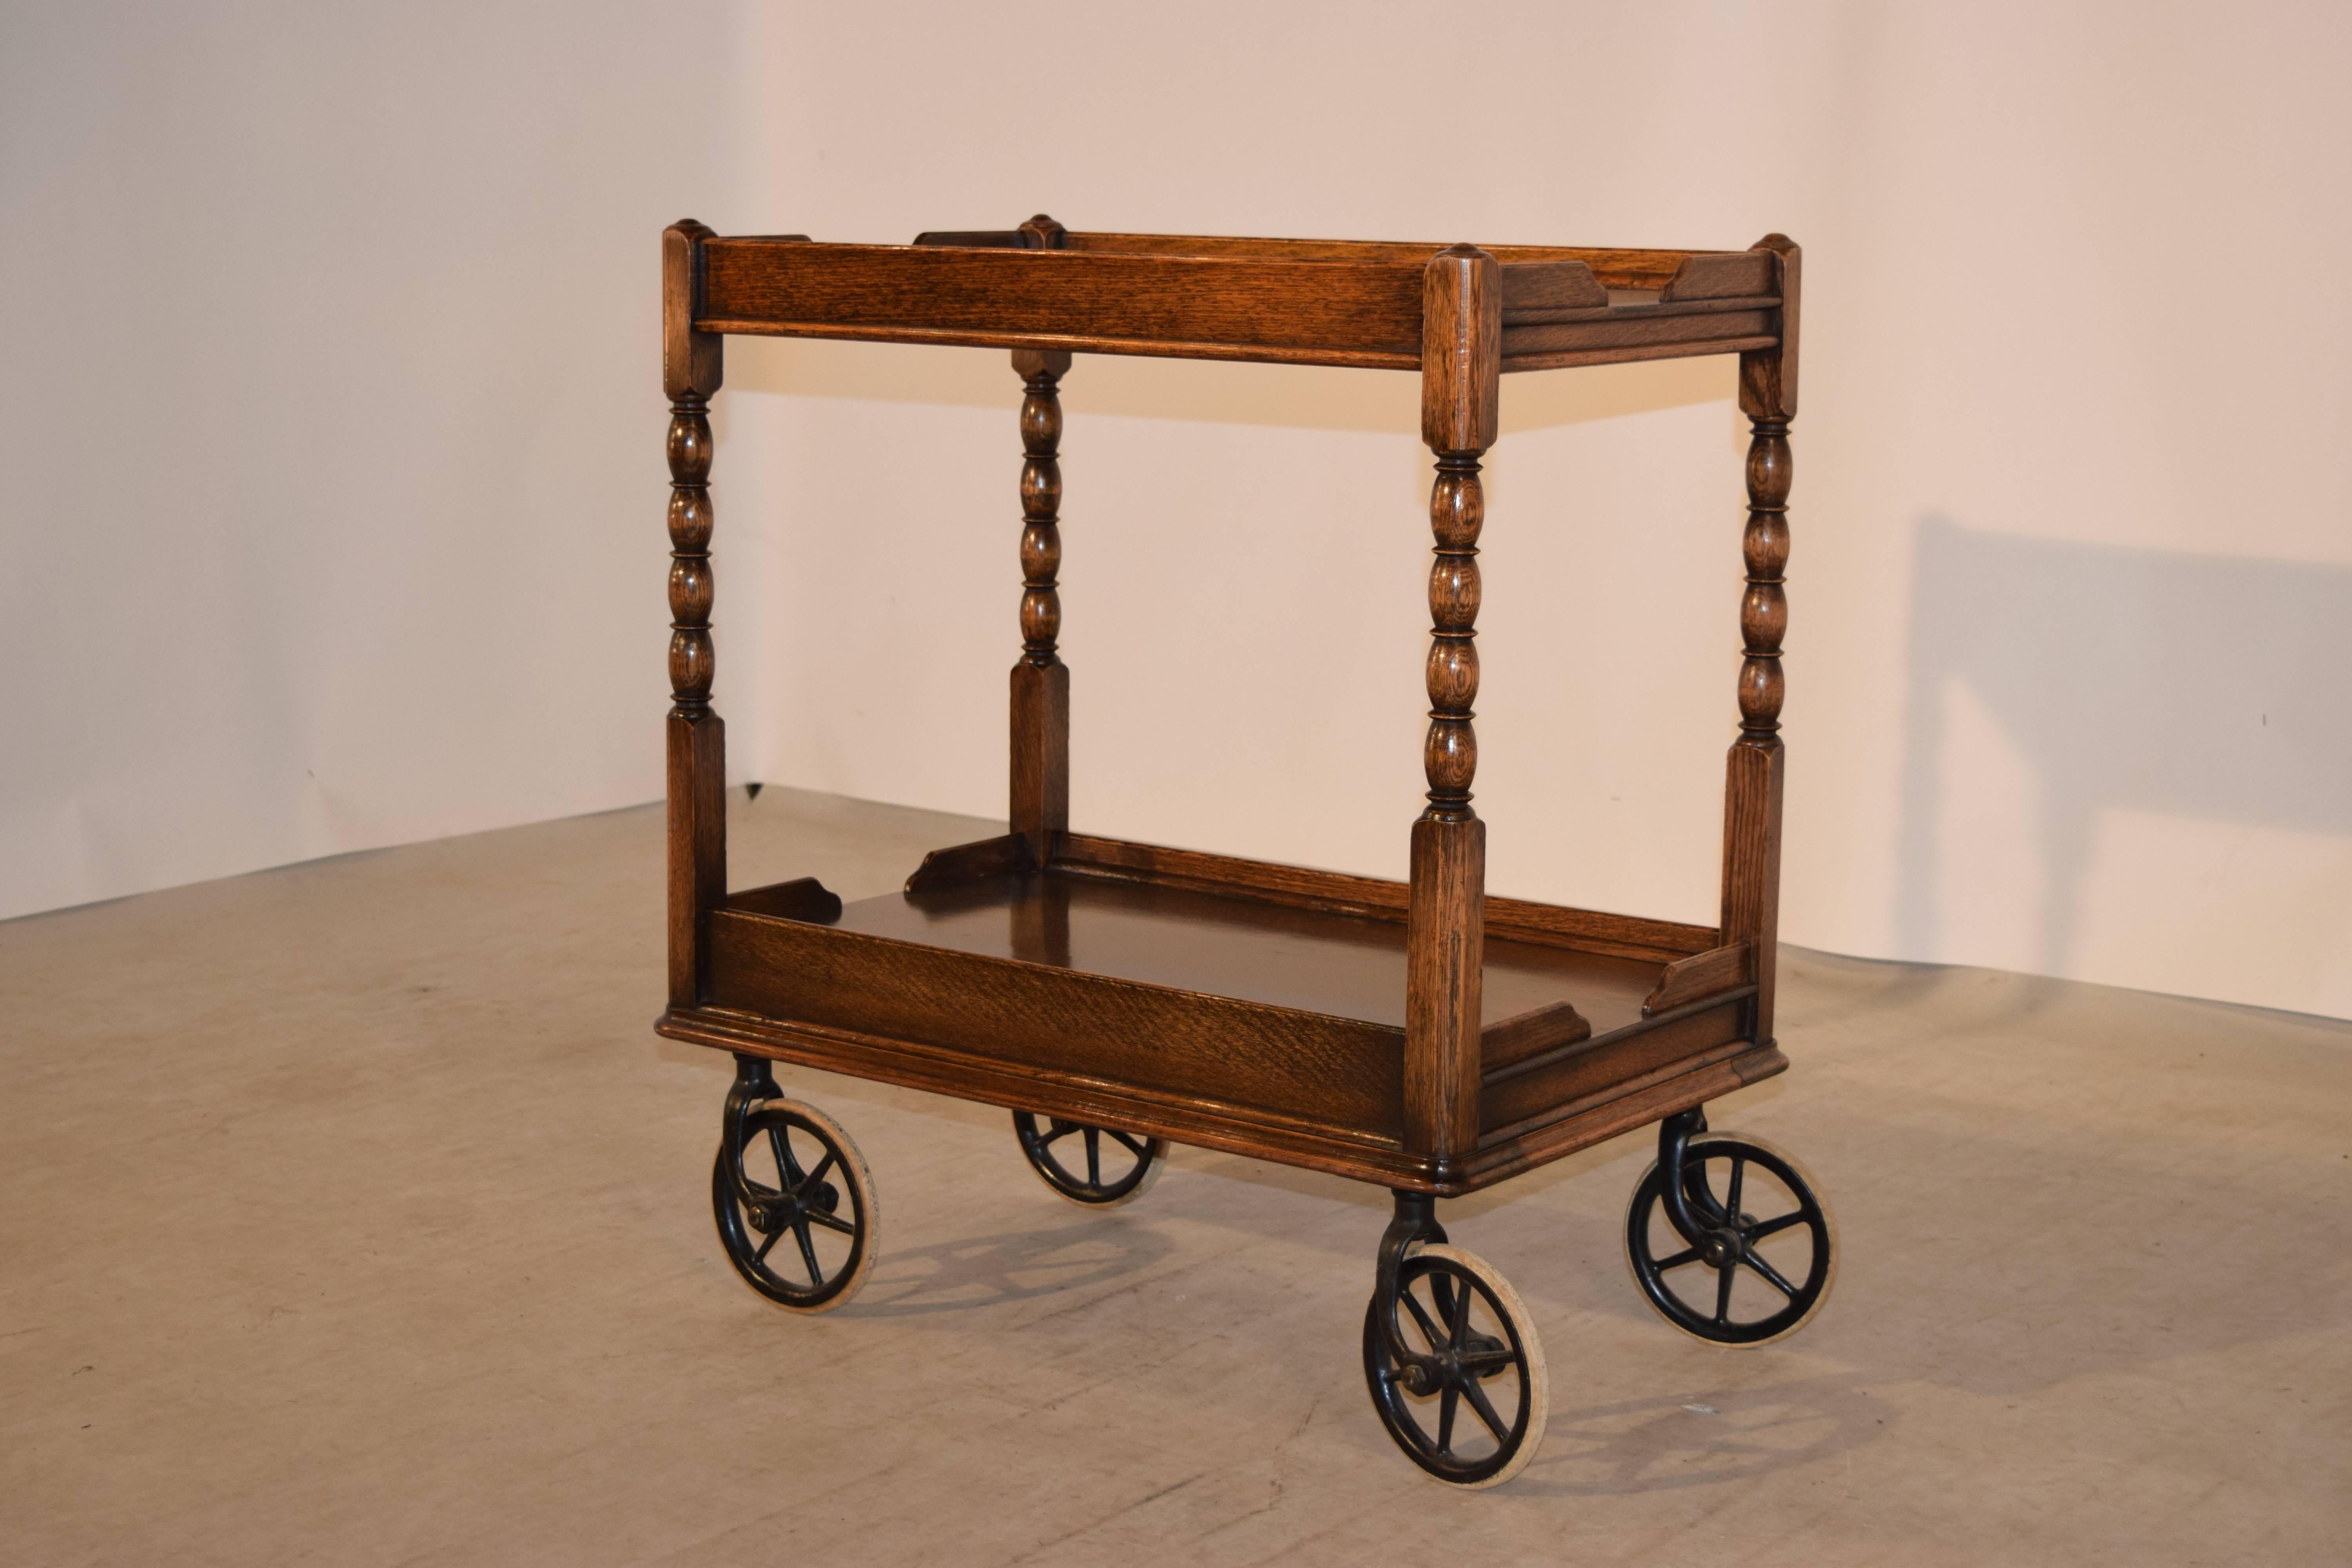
681 221 1793 374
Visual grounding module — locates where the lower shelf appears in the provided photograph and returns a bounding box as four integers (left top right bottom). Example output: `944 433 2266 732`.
661 834 1780 1194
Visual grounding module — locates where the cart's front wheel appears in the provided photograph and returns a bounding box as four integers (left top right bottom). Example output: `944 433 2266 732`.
1012 1112 1166 1207
1626 1131 1835 1346
713 1098 878 1312
1362 1244 1549 1488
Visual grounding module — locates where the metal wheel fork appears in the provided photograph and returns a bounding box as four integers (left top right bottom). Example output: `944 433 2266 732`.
1657 1106 1721 1244
1375 1191 1451 1386
721 1053 781 1207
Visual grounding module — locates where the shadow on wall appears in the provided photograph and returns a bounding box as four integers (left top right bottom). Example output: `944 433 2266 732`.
1896 516 2352 975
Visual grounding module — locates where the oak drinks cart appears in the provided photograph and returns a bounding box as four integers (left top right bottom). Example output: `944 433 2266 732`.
654 216 1836 1488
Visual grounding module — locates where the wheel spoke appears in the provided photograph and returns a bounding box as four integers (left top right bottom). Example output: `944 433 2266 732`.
1461 1375 1510 1442
1714 1261 1735 1324
793 1218 824 1286
1742 1250 1800 1299
1399 1288 1445 1353
1725 1155 1746 1220
1448 1278 1474 1349
1651 1245 1702 1271
754 1225 783 1263
804 1207 857 1236
1459 1346 1517 1376
1083 1127 1101 1188
1437 1385 1460 1454
1108 1129 1149 1161
771 1125 803 1187
1039 1119 1075 1147
1746 1210 1808 1241
795 1149 838 1199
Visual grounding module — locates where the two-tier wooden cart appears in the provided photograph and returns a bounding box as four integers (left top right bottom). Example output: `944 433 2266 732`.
653 216 1836 1487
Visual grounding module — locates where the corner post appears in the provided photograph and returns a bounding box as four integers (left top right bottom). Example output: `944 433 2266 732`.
664 219 726 1008
1722 234 1800 1045
1009 347 1074 865
1405 245 1501 1176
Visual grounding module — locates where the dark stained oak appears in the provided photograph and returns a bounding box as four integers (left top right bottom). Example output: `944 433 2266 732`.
1641 942 1754 1016
1406 245 1502 1172
693 233 1780 372
1009 346 1071 862
817 871 1656 1039
1051 833 1716 961
1720 234 1800 1045
655 216 1806 1195
662 220 726 1008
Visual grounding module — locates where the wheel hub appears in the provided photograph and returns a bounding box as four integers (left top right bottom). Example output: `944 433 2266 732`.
1700 1227 1744 1269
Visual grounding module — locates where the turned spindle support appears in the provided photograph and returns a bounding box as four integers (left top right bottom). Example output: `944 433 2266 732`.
1404 245 1500 1172
1009 345 1073 865
664 219 726 1008
1720 234 1801 1047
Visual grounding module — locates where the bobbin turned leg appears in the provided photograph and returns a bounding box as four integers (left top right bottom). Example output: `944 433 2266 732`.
1009 348 1073 866
1404 244 1500 1180
662 220 725 1009
1720 234 1800 1047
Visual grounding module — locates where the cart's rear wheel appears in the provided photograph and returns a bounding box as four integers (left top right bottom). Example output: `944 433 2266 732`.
713 1098 878 1313
1013 1112 1166 1207
1625 1131 1835 1346
1362 1244 1548 1488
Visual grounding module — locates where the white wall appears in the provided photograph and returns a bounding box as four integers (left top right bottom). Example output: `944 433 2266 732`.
0 1 741 918
722 0 2352 1018
6 2 2348 1021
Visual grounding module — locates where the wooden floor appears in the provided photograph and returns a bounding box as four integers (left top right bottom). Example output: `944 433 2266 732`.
3 786 2347 1565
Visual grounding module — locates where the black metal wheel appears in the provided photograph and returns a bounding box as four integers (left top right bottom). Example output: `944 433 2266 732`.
712 1098 878 1313
1012 1112 1166 1207
1362 1244 1550 1489
1626 1130 1836 1346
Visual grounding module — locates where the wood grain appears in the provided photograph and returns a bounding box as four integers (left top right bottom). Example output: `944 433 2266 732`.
829 871 1651 1036
1465 1045 1786 1187
656 1002 1780 1196
1720 370 1793 1042
728 877 843 924
1739 234 1801 420
1009 348 1070 858
1479 999 1592 1074
662 226 726 1009
1420 245 1501 454
904 834 1035 895
1502 308 1774 361
705 906 1406 1138
1050 832 1717 961
1660 249 1778 302
703 240 1427 361
1060 231 1728 289
661 220 721 399
1479 999 1750 1137
666 713 724 1007
1642 942 1754 1016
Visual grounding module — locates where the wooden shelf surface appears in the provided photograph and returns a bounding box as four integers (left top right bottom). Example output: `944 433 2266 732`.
673 845 1771 1193
831 872 1657 1041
